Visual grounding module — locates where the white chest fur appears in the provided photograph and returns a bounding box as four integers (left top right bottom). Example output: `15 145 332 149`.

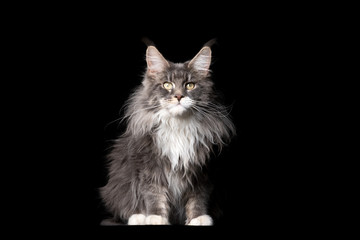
155 114 202 170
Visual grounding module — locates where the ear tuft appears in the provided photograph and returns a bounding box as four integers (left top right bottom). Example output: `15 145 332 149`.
188 46 212 75
146 46 169 76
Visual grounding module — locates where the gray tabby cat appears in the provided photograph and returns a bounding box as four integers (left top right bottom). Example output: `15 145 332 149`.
100 41 235 225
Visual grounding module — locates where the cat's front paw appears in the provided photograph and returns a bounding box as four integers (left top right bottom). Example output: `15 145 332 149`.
145 215 169 225
128 214 146 225
187 215 213 226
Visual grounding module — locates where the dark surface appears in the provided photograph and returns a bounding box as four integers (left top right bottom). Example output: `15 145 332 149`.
14 3 322 237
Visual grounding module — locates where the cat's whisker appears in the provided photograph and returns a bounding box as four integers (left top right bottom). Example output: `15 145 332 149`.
190 106 219 122
190 101 231 119
192 100 233 114
104 117 124 130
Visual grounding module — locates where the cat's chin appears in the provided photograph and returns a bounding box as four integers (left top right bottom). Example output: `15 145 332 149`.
168 104 188 116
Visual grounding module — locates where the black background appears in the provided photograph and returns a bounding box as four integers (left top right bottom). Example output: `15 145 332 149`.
12 3 325 237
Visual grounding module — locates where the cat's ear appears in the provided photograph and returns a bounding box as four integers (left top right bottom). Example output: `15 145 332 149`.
188 46 212 76
146 46 169 76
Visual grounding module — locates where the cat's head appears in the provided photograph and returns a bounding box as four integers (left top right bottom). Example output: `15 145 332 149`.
123 41 235 143
143 43 215 117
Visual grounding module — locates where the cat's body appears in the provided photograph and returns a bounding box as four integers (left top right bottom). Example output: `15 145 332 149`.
100 41 235 225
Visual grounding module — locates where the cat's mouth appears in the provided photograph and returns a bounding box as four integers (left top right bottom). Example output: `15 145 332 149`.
166 101 188 116
160 97 193 116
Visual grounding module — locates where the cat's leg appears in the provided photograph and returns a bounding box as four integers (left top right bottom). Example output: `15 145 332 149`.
144 187 170 225
126 188 147 225
185 196 213 226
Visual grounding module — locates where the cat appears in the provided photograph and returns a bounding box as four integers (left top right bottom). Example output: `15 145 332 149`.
100 40 236 225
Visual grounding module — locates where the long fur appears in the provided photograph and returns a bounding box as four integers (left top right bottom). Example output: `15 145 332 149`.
100 43 235 225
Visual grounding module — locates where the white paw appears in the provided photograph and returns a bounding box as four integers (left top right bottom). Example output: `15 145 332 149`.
187 215 213 226
128 214 146 225
145 215 169 225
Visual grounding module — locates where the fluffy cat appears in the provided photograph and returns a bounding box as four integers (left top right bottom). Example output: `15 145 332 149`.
100 41 235 225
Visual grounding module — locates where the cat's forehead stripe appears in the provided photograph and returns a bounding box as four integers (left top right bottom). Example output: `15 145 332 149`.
167 69 190 82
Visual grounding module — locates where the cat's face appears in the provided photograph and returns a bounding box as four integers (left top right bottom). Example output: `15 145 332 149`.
144 46 213 117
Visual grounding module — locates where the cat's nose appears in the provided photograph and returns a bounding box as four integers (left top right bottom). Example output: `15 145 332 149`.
174 95 184 101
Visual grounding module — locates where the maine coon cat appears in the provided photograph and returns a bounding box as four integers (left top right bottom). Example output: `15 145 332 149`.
100 41 235 225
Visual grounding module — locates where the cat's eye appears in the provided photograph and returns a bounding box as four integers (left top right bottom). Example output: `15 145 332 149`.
163 82 173 90
185 82 195 90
